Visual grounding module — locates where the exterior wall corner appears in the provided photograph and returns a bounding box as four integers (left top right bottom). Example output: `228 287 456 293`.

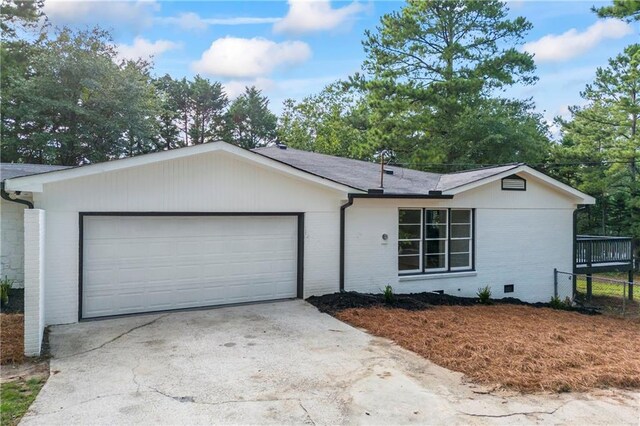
23 208 45 356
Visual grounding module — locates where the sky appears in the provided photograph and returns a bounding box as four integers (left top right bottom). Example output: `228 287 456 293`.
42 0 638 130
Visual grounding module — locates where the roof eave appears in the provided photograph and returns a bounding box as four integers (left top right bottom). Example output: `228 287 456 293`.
4 142 363 195
349 193 454 200
443 165 596 204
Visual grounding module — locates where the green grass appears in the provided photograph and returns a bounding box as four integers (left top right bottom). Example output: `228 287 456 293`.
1 377 46 426
576 278 628 298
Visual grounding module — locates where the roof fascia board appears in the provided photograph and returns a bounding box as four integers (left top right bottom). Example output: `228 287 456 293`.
5 142 360 195
444 165 596 204
349 193 454 200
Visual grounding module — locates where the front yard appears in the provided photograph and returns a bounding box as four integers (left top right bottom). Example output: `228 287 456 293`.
1 377 46 426
1 302 48 425
1 314 24 365
309 292 640 393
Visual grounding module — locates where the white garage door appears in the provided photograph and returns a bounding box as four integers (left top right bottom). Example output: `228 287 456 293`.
82 215 298 319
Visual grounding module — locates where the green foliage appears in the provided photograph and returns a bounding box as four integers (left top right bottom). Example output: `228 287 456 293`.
224 87 277 149
153 75 187 149
0 4 275 162
549 296 571 310
382 285 394 304
277 82 374 159
1 276 14 306
188 76 228 145
1 27 162 165
0 0 44 40
1 378 47 426
279 0 550 167
357 0 546 167
477 286 492 304
551 44 640 253
593 0 640 21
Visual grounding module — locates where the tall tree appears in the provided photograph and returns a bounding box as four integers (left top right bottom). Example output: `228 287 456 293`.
593 0 640 21
1 27 161 165
553 44 639 250
1 0 44 39
154 75 182 150
277 83 373 159
188 76 228 144
224 87 277 149
357 0 544 167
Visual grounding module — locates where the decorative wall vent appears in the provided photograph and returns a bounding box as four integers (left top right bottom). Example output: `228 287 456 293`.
501 174 526 191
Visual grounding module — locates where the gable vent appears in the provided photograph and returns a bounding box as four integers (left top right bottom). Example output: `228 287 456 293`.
501 175 526 191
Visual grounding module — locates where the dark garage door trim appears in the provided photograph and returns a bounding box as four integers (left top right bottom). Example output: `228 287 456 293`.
78 212 305 321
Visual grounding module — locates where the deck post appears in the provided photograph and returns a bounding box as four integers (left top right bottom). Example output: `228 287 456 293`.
629 269 634 301
585 242 592 301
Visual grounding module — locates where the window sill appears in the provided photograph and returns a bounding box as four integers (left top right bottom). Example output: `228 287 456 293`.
399 271 477 282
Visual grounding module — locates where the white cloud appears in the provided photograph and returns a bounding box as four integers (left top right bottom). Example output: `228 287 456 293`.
43 0 159 29
523 19 633 62
158 12 280 31
192 37 311 79
116 37 181 62
274 0 366 35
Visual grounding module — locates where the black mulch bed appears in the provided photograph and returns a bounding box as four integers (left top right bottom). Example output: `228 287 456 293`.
1 288 24 314
307 291 599 316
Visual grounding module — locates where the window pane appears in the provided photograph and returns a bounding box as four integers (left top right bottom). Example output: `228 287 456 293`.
451 253 471 268
425 224 447 239
399 224 421 240
425 254 446 269
451 210 470 224
450 239 470 253
451 224 471 238
399 209 421 224
425 209 447 224
399 255 420 271
426 239 446 254
399 241 420 255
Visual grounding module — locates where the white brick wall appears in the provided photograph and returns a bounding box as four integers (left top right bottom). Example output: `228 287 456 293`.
30 152 347 325
24 209 45 356
344 177 577 303
0 199 26 288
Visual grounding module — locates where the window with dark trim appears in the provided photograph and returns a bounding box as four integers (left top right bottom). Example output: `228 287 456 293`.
398 208 474 274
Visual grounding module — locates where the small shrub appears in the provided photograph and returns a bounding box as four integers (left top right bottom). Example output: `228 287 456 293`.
0 276 13 306
382 285 394 304
549 296 569 310
477 286 492 304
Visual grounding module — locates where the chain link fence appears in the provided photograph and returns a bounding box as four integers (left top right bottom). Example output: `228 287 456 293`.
555 270 639 318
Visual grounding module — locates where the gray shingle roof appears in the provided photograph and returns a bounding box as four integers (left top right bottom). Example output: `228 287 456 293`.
435 164 523 191
1 147 522 196
252 146 521 194
1 163 71 181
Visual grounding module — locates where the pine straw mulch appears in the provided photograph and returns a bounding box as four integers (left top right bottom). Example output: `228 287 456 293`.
1 314 25 365
337 305 640 393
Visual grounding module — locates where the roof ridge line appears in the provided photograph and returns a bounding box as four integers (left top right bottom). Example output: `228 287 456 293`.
445 162 523 175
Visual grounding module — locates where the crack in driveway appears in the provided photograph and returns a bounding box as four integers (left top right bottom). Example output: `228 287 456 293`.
58 314 170 359
457 401 568 419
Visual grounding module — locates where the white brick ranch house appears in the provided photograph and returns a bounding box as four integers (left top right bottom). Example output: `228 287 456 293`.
1 141 595 355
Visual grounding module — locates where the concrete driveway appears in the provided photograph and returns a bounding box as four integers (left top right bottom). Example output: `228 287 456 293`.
22 300 639 425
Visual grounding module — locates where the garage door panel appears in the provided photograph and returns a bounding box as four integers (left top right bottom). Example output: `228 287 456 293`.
82 215 298 318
